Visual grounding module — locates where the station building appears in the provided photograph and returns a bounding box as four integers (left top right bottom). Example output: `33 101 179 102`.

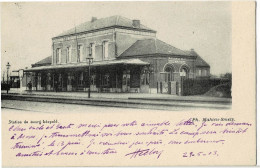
24 15 210 95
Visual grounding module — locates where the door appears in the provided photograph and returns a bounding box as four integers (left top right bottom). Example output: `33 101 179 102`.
140 67 149 93
122 70 130 92
90 75 97 92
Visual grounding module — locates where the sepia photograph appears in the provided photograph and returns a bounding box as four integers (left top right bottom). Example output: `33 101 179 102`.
1 1 232 111
1 1 256 167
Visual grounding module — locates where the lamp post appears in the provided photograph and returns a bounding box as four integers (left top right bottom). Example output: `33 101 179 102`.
86 55 93 98
6 62 11 94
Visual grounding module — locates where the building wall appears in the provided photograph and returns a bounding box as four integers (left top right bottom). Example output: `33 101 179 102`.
52 28 156 65
195 67 210 78
138 56 196 88
52 29 115 65
115 28 156 56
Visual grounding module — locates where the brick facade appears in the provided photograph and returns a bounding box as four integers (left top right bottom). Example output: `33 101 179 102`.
24 16 210 95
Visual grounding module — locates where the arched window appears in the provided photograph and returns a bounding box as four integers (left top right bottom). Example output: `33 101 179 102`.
164 65 174 82
180 65 190 79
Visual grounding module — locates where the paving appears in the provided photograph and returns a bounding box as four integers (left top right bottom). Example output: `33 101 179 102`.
1 89 232 111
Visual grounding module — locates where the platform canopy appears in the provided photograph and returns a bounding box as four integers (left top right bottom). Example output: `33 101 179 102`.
24 58 150 72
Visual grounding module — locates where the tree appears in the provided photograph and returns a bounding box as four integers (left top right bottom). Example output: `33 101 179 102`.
223 73 232 81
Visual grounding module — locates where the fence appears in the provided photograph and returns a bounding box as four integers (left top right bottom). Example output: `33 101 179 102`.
183 78 231 96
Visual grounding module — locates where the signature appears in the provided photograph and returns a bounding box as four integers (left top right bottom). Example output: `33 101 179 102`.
125 148 164 159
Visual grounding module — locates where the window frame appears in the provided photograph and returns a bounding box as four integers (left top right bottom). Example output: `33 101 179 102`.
89 43 95 59
56 48 61 64
67 46 72 63
102 41 109 59
77 44 83 62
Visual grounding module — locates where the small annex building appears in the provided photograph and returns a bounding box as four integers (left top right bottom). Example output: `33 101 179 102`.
23 15 210 95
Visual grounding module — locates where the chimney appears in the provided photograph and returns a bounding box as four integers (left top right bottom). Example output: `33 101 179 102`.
132 20 140 28
190 48 197 56
91 17 97 22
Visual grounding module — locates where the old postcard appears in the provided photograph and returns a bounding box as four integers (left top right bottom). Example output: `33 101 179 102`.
1 1 256 167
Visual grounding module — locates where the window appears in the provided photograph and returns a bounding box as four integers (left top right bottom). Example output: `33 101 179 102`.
89 43 95 59
37 73 41 87
202 69 207 76
78 72 83 85
67 47 71 63
102 41 109 59
47 73 52 85
140 67 149 85
180 67 189 79
198 69 202 76
67 73 72 85
91 75 96 85
104 74 110 85
58 74 62 87
78 45 83 62
164 66 174 82
101 74 110 86
56 48 61 64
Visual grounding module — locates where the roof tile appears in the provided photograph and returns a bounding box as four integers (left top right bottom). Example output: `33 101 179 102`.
55 15 155 38
33 56 52 65
120 38 192 57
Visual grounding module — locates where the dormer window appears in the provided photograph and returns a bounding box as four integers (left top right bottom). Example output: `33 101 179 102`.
102 41 108 59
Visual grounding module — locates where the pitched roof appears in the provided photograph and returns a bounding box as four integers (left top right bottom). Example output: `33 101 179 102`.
120 38 192 57
26 59 149 71
33 56 52 66
55 15 155 38
195 55 210 67
184 50 210 67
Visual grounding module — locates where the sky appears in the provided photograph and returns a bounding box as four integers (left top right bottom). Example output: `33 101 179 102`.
1 1 231 76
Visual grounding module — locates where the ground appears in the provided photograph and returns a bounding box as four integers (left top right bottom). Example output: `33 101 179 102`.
1 100 170 113
1 89 232 111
